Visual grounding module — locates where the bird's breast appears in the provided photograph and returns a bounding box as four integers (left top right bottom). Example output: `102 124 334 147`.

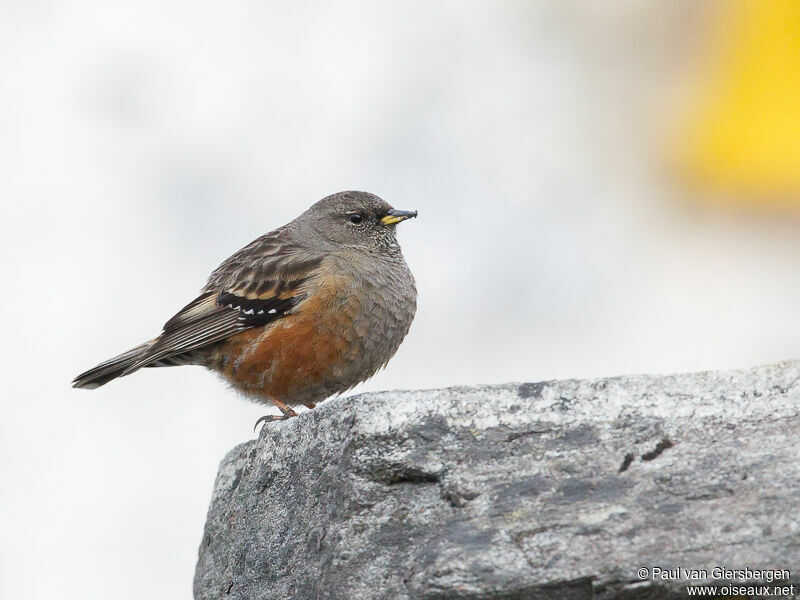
209 258 416 404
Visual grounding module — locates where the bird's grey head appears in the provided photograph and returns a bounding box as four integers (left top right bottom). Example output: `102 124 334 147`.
298 191 417 252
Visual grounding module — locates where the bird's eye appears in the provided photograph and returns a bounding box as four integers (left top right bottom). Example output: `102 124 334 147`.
348 213 363 224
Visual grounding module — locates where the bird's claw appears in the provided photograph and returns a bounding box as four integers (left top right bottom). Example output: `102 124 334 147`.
253 412 297 432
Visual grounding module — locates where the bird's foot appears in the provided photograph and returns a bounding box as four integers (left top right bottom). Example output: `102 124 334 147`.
254 403 298 432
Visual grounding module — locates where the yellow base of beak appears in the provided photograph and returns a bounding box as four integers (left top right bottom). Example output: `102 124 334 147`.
380 210 417 225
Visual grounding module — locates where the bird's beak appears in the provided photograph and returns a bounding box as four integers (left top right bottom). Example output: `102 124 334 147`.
380 209 418 226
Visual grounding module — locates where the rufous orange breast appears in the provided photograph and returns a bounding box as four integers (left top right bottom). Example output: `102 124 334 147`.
209 281 356 406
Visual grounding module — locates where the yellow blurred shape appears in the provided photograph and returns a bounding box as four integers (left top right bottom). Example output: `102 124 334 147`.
676 0 800 204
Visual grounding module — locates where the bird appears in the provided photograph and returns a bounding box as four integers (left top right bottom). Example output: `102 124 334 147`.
72 191 418 424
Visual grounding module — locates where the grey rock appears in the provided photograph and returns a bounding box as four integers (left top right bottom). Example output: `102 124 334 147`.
194 362 800 599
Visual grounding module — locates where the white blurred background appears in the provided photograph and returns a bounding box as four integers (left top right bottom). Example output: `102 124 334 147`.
4 1 800 598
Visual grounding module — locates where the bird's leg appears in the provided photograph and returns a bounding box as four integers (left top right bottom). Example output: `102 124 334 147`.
254 399 298 431
302 401 316 410
272 398 298 418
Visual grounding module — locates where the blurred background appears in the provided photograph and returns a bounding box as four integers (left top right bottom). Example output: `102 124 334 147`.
3 1 800 598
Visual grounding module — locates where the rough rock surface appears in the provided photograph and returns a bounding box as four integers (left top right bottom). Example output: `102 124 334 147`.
194 362 800 599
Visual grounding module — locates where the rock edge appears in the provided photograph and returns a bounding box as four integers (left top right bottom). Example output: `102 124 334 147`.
195 362 800 599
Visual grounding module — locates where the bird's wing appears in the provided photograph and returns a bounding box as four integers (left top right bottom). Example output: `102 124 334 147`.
121 229 324 376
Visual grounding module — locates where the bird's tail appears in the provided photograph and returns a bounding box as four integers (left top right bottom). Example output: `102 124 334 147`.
72 342 154 389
